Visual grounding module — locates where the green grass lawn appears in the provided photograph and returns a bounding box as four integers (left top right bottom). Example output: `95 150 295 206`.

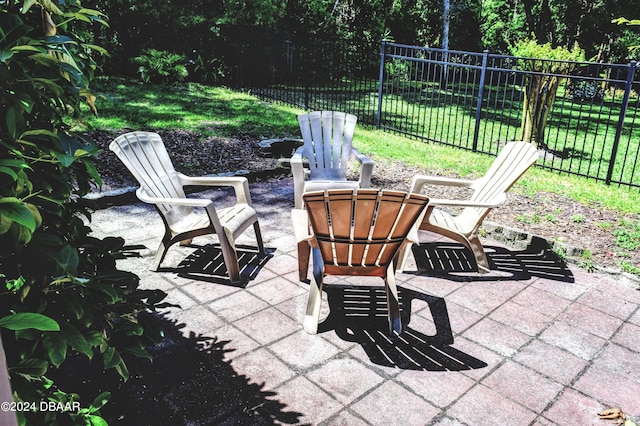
75 78 640 275
379 79 640 187
77 78 639 216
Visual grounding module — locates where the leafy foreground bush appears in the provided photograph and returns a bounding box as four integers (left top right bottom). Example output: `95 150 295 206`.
0 2 168 424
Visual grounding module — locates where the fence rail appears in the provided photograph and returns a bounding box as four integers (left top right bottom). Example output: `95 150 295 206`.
241 39 639 189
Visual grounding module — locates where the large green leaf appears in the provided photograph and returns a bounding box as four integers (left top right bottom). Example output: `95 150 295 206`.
62 324 93 358
86 415 109 426
6 106 17 138
0 313 60 331
41 0 64 15
42 332 68 368
11 358 48 376
0 202 36 232
122 346 153 361
0 166 18 180
88 391 111 413
20 0 38 14
56 245 80 274
0 49 14 61
10 45 45 54
102 347 121 369
63 292 85 320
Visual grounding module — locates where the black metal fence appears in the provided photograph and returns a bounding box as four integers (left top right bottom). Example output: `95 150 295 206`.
238 38 640 189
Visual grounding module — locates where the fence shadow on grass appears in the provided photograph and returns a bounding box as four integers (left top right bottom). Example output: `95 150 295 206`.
318 286 488 372
53 314 303 425
409 237 575 283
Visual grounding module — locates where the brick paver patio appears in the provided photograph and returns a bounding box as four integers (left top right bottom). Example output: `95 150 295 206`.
88 177 640 425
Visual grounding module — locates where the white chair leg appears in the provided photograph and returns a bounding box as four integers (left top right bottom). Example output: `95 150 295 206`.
151 238 171 271
395 242 412 273
219 232 241 283
467 234 490 273
253 222 265 254
385 263 402 336
303 248 324 334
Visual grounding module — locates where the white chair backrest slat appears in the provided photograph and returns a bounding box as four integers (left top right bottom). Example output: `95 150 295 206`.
109 132 187 215
298 111 357 180
462 141 538 221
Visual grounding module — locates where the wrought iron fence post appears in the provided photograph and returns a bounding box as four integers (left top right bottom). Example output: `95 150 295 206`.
606 60 636 185
376 40 387 129
472 50 489 152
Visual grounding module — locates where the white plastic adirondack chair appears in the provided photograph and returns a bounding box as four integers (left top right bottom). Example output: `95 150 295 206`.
403 141 538 273
109 131 264 283
292 189 429 335
291 111 374 208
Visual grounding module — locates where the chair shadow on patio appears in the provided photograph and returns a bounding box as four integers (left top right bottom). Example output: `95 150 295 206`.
52 314 303 425
317 286 488 371
410 236 575 283
159 243 276 287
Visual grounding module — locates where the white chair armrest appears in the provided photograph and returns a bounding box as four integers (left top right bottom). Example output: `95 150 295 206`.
428 193 506 208
410 174 478 193
291 147 306 176
177 173 253 205
136 188 214 208
291 208 313 243
291 147 308 209
350 147 374 188
136 188 226 230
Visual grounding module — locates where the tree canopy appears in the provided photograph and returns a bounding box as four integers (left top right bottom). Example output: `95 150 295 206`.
84 0 639 80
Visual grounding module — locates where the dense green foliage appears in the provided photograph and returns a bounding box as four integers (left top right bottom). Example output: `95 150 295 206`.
132 49 189 84
481 0 638 61
1 1 168 424
82 0 640 85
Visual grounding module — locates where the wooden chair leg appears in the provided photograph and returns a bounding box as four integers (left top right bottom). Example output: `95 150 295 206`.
297 240 310 282
303 248 324 334
385 263 402 336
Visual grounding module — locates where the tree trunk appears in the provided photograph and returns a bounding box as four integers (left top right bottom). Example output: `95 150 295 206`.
441 0 450 87
520 74 561 149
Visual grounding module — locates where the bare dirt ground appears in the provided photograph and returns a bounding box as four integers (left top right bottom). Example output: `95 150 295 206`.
88 129 639 277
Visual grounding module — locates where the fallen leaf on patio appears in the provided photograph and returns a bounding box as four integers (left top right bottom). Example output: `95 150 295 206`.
599 407 624 420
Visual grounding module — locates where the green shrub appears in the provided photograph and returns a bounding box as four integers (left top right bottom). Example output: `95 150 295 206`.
132 49 189 84
1 2 167 424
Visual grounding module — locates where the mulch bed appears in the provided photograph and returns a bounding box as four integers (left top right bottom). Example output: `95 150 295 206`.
87 129 639 276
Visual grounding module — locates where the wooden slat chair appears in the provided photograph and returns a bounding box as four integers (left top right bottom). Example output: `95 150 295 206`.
109 131 264 283
291 111 374 209
294 189 429 335
404 141 538 273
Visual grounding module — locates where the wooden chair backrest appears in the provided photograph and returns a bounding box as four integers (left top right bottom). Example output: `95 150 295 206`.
303 189 429 276
297 111 357 180
109 131 187 217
